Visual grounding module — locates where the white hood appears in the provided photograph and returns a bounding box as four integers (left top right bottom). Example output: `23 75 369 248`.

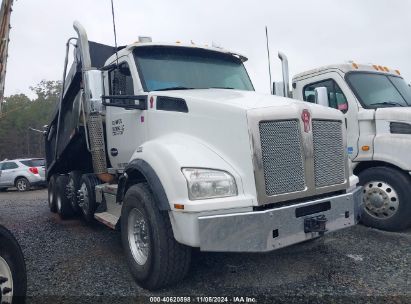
157 88 344 118
376 107 411 122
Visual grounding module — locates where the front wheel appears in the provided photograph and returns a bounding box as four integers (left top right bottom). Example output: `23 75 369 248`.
121 183 191 290
15 178 30 192
359 166 411 231
0 225 27 304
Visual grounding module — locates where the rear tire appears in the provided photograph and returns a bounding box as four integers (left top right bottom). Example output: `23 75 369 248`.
0 225 27 304
121 183 191 290
67 171 82 214
78 174 100 222
48 175 57 213
15 178 30 192
358 166 411 231
55 175 75 219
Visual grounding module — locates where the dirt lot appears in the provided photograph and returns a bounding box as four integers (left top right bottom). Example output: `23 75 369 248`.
0 188 410 303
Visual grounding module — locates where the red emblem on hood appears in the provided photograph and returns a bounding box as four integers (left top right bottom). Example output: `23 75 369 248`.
301 109 311 133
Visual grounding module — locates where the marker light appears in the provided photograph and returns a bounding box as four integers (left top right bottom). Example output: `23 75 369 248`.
378 65 384 71
372 65 379 71
362 145 370 152
352 62 359 69
182 168 237 200
383 66 389 72
395 69 401 75
174 204 185 210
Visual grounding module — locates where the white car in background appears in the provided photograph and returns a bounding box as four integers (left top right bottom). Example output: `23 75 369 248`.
0 158 46 192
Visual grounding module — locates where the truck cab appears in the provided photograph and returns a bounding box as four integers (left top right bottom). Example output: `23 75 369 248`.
45 22 362 290
291 62 411 231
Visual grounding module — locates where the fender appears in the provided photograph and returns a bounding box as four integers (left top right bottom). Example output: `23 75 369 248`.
117 159 170 211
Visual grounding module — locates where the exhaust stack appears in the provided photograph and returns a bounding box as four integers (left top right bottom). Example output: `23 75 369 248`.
278 52 290 98
73 21 113 183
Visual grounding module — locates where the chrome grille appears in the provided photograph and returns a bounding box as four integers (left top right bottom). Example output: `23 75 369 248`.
259 120 306 196
312 120 345 187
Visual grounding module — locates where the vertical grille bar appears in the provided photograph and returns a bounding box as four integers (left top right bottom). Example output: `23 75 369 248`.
312 120 345 187
259 120 306 196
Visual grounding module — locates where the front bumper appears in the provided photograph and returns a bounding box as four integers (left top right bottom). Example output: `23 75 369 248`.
198 186 363 252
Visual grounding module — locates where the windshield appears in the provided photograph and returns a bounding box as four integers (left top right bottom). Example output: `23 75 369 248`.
346 72 411 108
20 159 45 167
133 46 254 92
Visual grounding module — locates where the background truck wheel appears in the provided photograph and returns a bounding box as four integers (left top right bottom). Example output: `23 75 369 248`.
15 177 30 192
0 225 27 304
78 174 100 222
67 171 82 214
48 175 57 213
121 183 191 290
358 166 411 231
55 175 75 219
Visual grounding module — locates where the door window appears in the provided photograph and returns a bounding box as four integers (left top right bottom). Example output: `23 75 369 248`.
2 162 18 170
109 62 135 104
304 79 349 113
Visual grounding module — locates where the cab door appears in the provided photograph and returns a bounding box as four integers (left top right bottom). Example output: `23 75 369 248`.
0 162 19 186
104 57 147 170
295 72 360 159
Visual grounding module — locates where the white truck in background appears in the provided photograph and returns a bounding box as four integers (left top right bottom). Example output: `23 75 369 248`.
275 54 411 231
45 22 362 290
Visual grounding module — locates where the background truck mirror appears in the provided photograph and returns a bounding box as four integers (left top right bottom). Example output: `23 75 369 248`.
314 87 330 107
273 81 285 97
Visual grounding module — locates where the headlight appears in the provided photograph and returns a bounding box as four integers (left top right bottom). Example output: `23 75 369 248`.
182 168 238 200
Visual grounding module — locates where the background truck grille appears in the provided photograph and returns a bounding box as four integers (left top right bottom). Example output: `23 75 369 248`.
312 120 345 187
259 120 306 196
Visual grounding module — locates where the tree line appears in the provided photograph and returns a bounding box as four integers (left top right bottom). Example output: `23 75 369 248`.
0 80 61 160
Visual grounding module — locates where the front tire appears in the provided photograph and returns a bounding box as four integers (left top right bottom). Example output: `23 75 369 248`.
0 225 27 304
15 178 30 192
55 175 75 219
358 166 411 231
121 183 191 290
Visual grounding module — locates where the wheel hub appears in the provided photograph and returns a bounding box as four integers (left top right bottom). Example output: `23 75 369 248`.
128 208 150 265
363 181 399 219
77 183 89 213
0 256 13 303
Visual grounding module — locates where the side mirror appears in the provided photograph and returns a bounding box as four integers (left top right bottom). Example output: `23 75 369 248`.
314 87 330 107
273 82 285 97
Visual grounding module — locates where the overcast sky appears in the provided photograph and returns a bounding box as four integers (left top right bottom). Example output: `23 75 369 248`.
4 0 411 98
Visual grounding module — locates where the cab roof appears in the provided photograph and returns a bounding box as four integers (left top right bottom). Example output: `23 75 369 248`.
293 62 402 81
109 41 248 63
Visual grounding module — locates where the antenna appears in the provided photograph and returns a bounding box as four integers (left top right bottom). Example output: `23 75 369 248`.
110 0 119 66
265 26 272 94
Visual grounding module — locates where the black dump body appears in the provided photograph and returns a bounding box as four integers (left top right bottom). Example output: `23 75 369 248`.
44 41 120 180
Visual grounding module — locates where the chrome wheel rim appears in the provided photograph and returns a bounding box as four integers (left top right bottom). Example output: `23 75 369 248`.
16 180 26 191
78 183 89 215
0 256 14 303
127 208 150 265
48 188 53 206
363 181 399 219
56 195 62 212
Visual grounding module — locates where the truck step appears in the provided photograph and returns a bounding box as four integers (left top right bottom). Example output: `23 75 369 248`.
94 212 119 229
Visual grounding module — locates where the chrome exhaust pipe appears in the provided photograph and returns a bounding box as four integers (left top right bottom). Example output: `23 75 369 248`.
278 51 290 98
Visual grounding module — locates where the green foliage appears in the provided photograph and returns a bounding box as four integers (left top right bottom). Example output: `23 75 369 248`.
0 80 61 160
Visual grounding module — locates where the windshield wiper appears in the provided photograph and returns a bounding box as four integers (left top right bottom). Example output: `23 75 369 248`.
370 101 405 107
153 86 195 91
209 86 235 90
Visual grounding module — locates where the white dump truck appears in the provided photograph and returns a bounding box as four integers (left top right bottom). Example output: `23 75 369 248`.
275 54 411 231
45 22 362 290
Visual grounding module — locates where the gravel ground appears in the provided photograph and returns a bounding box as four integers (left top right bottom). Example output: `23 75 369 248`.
0 189 410 303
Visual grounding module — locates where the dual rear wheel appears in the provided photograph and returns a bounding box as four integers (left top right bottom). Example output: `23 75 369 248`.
47 172 98 221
